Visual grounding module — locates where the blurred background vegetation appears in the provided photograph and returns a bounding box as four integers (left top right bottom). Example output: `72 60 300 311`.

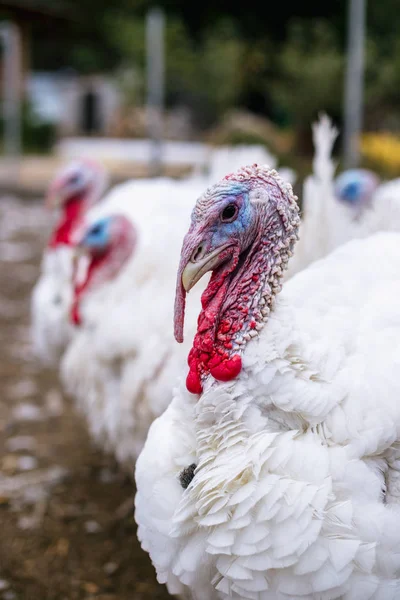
0 0 399 172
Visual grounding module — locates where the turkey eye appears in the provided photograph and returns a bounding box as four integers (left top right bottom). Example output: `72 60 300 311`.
69 173 81 185
221 204 238 222
90 225 102 236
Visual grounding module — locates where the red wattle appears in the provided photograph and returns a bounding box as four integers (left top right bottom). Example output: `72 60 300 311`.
186 368 203 394
182 241 263 393
210 354 242 382
48 197 83 248
71 300 81 326
183 262 245 394
70 255 104 326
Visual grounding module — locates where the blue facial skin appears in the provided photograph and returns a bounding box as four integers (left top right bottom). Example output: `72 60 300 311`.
207 190 255 252
334 170 370 206
341 181 360 204
81 216 112 251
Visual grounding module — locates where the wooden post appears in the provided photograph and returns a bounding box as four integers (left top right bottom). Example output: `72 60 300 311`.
20 20 30 88
146 7 165 177
343 0 366 168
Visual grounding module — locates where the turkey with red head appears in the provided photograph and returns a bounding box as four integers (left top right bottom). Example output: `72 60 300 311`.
31 159 108 365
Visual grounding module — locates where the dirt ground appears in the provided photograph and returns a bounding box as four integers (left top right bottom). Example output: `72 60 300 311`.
0 196 171 600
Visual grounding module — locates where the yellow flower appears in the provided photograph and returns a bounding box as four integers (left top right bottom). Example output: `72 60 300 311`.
361 133 400 174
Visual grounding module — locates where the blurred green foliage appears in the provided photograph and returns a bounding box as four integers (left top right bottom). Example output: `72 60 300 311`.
108 16 244 127
6 0 400 145
270 21 344 129
0 102 55 153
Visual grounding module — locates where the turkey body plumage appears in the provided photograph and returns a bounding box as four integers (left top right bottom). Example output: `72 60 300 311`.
135 165 400 600
287 115 400 278
31 246 75 365
61 177 206 468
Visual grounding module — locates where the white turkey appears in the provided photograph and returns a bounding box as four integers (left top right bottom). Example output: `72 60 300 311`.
287 115 400 278
326 166 400 264
31 159 107 365
61 181 205 469
136 163 400 600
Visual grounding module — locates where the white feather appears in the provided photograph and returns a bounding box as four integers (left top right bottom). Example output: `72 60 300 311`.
136 232 400 599
287 115 400 279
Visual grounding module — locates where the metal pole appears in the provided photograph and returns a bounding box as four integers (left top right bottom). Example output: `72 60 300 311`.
0 21 22 185
146 7 165 177
343 0 366 168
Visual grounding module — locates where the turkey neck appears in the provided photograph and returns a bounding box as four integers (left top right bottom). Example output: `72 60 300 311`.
71 228 135 326
186 206 298 395
48 194 87 248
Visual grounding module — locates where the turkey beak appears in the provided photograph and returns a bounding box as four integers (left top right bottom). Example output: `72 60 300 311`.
175 233 229 343
181 244 230 292
73 244 87 257
45 188 63 210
